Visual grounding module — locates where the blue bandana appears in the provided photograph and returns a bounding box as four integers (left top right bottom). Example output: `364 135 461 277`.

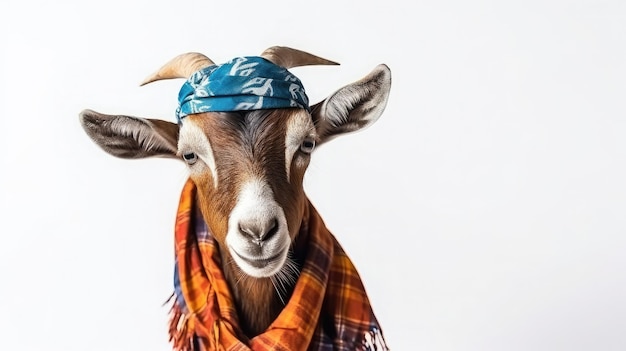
176 56 309 121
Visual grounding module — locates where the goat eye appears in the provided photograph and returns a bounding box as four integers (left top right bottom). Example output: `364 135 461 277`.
300 137 316 154
182 152 198 165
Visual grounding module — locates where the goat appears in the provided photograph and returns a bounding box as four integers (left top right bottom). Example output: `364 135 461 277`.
79 46 392 350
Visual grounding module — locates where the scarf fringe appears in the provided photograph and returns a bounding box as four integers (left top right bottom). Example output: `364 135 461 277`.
167 295 195 351
363 327 390 351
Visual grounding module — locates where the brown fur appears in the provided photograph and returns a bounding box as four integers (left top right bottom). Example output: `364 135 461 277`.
186 109 310 337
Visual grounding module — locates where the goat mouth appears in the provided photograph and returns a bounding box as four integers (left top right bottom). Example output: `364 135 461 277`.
232 250 283 269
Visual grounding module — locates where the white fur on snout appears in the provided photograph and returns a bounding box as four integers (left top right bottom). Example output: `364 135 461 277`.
226 179 290 277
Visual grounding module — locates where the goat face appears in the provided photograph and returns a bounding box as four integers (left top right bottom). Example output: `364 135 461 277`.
179 108 314 277
79 46 391 279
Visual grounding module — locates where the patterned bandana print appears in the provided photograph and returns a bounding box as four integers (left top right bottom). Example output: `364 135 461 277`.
176 56 310 122
169 179 389 351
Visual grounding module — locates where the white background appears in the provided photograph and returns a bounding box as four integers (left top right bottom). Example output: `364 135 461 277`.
1 0 625 350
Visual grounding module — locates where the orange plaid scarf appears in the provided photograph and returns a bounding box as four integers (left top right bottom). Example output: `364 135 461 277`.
169 179 388 351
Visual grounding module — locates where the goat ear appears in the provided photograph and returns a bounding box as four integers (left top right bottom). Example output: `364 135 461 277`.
311 64 391 145
79 109 179 159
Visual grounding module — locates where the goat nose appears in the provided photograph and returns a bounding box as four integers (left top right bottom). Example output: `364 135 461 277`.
238 218 279 242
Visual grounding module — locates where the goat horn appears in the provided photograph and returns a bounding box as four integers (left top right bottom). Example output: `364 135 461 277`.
140 52 215 86
260 46 339 69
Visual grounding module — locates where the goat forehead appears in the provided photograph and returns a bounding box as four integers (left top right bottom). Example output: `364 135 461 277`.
180 111 313 186
182 110 313 151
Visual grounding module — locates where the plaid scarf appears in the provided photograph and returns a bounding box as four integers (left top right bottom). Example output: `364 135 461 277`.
169 179 388 351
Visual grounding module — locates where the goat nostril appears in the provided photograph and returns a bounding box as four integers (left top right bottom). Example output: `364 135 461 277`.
238 218 279 242
262 218 279 241
238 224 256 239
